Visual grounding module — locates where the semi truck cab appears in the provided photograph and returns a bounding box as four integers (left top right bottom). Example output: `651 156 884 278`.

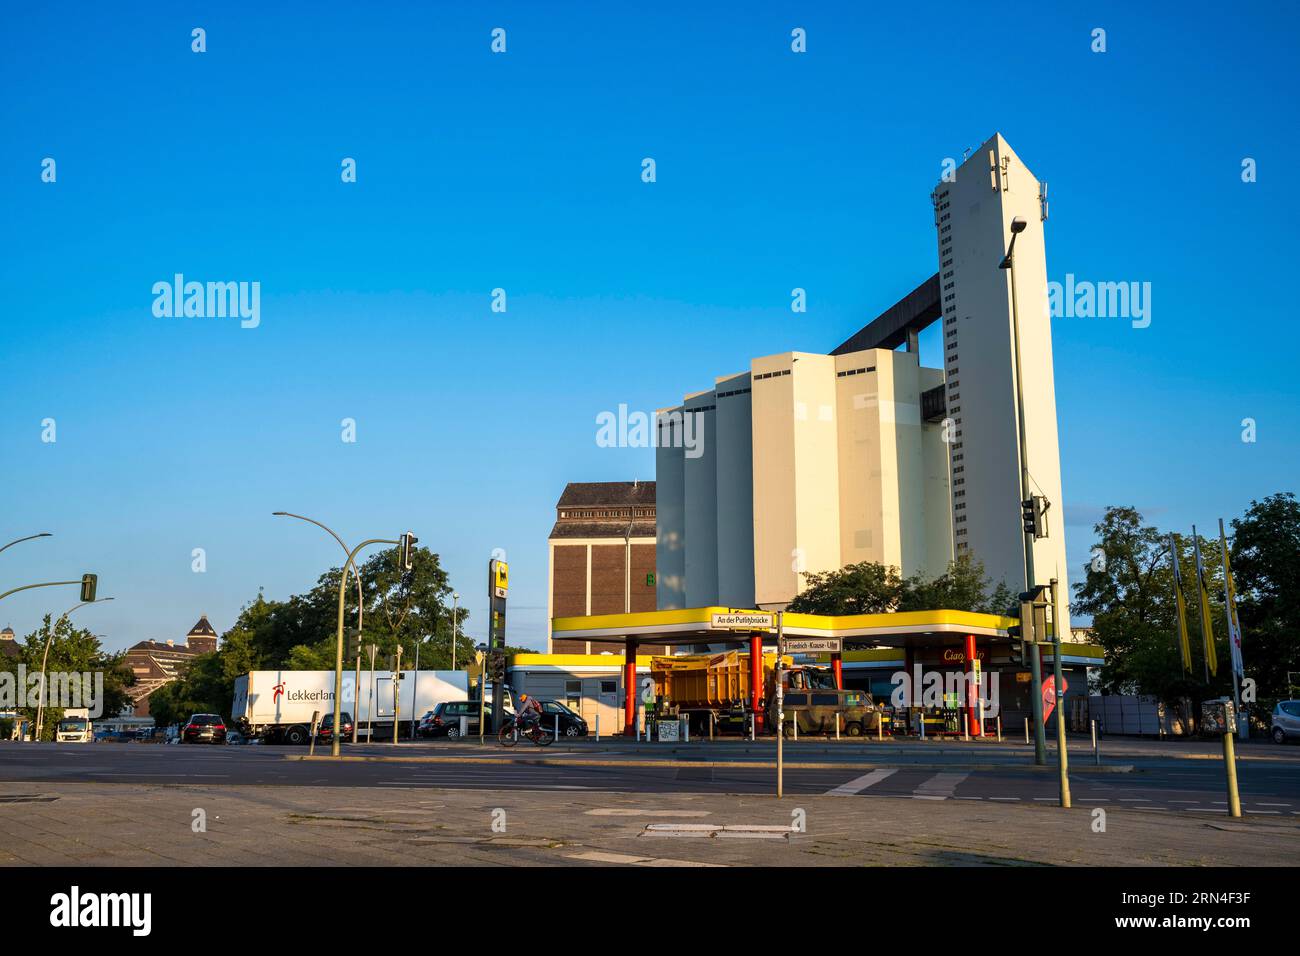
56 710 93 743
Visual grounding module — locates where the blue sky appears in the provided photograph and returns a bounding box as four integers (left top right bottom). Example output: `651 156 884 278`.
2 1 1296 651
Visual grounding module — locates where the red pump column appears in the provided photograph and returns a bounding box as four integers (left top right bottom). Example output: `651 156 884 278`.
965 633 982 737
832 653 844 689
623 643 638 737
750 633 764 733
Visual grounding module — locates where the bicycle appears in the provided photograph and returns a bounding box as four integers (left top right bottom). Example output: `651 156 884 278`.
497 716 554 747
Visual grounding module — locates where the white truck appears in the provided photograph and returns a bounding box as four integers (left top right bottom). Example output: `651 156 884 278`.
56 707 94 743
232 669 469 744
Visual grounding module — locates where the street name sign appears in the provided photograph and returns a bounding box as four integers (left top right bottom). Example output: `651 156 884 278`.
783 637 842 654
709 611 775 631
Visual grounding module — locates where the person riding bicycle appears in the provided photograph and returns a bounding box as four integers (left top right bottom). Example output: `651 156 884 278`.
516 693 543 733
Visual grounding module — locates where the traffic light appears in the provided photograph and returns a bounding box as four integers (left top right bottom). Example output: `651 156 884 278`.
488 650 507 684
1009 635 1025 667
346 628 362 658
1022 495 1050 539
399 531 418 570
80 573 97 603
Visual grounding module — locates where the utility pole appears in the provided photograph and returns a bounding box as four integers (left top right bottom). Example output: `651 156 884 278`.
775 611 785 798
1049 578 1071 808
1002 217 1046 766
367 643 377 741
392 644 403 745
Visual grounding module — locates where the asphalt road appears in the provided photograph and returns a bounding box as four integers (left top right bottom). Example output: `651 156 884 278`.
3 741 1298 816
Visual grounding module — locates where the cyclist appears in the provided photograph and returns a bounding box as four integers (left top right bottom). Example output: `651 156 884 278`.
516 693 543 734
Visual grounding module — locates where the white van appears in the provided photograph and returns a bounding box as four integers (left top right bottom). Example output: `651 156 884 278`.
56 708 93 743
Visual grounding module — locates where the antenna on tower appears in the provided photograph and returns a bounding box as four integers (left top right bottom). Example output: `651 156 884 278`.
1039 181 1050 222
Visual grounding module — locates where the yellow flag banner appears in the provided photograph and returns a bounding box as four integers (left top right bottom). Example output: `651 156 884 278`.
1218 519 1245 680
1192 529 1219 677
1170 533 1193 672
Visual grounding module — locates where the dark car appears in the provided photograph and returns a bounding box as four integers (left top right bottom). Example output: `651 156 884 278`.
536 700 588 738
419 700 509 738
181 714 227 744
314 711 353 743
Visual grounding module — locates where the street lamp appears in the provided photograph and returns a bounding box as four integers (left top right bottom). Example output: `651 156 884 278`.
0 532 52 556
476 642 488 744
1000 215 1046 765
273 512 369 745
34 597 114 741
272 513 401 757
451 593 460 671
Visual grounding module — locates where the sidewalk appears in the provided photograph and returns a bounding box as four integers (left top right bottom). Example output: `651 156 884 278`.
1 781 1293 867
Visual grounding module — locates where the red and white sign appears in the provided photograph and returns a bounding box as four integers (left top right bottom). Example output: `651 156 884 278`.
1042 675 1069 723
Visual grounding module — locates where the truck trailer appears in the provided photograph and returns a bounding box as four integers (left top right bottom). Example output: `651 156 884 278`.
232 669 468 744
650 651 878 736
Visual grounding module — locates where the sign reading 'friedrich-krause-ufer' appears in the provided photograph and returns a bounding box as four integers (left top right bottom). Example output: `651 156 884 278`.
709 611 775 631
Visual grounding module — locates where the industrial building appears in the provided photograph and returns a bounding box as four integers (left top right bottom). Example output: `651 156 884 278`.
655 133 1070 631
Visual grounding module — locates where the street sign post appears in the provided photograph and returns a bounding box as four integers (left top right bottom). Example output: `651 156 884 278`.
488 558 509 733
782 637 841 654
709 611 775 631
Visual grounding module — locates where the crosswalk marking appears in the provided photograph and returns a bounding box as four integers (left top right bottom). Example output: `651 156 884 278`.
912 772 969 800
824 768 898 796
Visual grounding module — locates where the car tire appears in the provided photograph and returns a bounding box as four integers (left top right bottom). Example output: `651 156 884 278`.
1273 727 1287 745
446 726 461 739
564 725 580 737
845 721 863 737
284 725 308 745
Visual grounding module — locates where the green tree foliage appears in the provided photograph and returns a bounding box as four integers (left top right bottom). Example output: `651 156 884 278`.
1067 501 1300 714
1230 493 1300 702
152 546 469 723
0 615 134 740
787 553 1013 616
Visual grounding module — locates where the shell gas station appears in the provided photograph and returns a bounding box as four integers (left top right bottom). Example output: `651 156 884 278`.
536 606 1104 738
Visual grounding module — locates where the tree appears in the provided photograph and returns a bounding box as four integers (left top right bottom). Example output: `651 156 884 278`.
787 553 1011 616
1231 493 1300 701
788 562 902 614
150 545 468 720
0 615 134 740
1072 506 1228 710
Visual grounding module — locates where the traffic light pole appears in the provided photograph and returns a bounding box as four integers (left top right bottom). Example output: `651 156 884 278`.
1050 578 1071 807
1005 227 1046 767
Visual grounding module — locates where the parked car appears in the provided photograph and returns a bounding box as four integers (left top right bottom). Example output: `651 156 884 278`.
1271 700 1300 744
181 714 228 745
536 700 588 737
314 712 353 743
419 700 510 738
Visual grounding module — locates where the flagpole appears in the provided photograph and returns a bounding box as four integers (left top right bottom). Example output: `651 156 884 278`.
1219 518 1245 739
1192 526 1210 684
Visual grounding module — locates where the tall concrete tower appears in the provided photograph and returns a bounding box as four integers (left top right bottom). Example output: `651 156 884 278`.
933 133 1069 626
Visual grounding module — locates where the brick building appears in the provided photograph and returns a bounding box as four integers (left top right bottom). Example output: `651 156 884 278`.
547 482 659 653
122 615 220 717
0 626 18 660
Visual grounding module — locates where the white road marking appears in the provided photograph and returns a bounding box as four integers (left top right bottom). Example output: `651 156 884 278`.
912 772 970 801
567 850 724 867
987 797 1019 802
586 809 711 817
825 768 897 796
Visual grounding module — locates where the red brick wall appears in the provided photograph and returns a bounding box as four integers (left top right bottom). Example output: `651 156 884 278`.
552 545 587 617
589 545 627 614
630 544 656 612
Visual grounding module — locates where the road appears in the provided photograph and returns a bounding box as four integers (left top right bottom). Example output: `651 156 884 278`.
3 738 1298 816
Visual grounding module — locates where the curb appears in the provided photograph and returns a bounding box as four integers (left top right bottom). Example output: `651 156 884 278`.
285 754 1136 773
